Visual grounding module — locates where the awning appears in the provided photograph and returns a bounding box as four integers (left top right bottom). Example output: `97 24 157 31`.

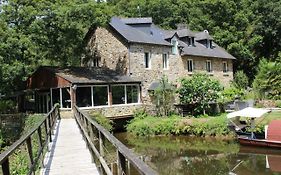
227 107 271 119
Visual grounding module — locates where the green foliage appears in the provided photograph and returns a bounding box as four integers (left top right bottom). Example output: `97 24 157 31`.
127 111 232 137
276 100 281 108
90 112 113 131
0 129 3 149
177 73 223 115
151 76 175 116
253 59 281 100
0 0 112 95
219 86 245 103
232 71 249 89
0 100 16 113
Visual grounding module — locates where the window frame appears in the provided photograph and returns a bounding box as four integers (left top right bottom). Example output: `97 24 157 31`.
162 53 169 70
206 60 212 73
187 59 193 72
223 61 228 73
111 84 141 106
144 52 151 69
171 39 178 55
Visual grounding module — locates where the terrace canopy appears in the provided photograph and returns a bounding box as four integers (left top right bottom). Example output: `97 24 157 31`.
227 107 271 119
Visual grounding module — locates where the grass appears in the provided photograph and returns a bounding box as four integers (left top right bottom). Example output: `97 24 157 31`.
252 111 281 133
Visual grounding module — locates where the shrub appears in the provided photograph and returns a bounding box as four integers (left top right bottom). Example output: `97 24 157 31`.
253 59 281 100
89 112 113 131
177 73 223 115
276 100 281 108
232 71 249 90
150 76 175 116
0 100 16 114
219 86 245 103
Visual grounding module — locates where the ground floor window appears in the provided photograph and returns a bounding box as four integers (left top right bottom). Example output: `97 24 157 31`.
51 87 71 109
127 85 139 103
93 86 108 106
223 61 228 73
76 87 92 107
112 85 125 105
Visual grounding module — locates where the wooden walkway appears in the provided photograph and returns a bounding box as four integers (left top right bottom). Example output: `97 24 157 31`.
41 119 99 175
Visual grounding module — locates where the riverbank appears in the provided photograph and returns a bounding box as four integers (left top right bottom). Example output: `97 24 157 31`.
126 111 281 138
126 112 234 138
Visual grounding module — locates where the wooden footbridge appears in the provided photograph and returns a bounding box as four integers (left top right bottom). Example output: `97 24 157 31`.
0 105 157 175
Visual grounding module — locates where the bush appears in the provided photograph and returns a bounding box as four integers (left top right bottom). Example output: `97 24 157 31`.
232 71 249 89
89 112 113 131
0 100 16 114
127 111 232 137
253 59 281 100
177 73 223 115
219 86 245 103
276 100 281 108
150 76 175 116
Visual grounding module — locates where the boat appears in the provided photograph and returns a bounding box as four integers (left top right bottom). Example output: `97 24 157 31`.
227 107 281 148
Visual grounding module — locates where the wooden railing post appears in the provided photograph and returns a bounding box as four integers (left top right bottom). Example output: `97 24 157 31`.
2 158 10 175
99 131 104 157
47 115 52 142
117 150 126 175
26 137 34 175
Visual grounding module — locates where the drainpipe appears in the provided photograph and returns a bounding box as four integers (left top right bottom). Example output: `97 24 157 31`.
128 44 131 76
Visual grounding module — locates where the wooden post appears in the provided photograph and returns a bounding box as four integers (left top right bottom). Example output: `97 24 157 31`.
117 150 126 175
2 158 10 175
99 131 104 157
26 137 34 175
47 115 52 142
108 85 112 106
70 86 76 110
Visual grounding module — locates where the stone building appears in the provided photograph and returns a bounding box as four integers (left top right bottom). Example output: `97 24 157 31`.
83 17 236 105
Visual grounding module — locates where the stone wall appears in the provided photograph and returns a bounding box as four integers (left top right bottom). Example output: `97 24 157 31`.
128 43 234 104
84 27 234 105
84 104 143 118
84 27 129 74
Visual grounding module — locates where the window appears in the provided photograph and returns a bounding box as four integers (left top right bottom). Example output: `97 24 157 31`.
93 86 108 106
188 37 195 46
51 88 60 107
223 61 228 73
126 85 139 103
112 85 125 105
171 39 178 54
206 60 212 72
187 59 193 72
144 52 151 69
61 88 71 108
163 53 168 69
76 87 92 107
93 58 99 67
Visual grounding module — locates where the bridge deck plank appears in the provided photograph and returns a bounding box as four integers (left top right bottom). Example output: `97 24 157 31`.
41 119 99 175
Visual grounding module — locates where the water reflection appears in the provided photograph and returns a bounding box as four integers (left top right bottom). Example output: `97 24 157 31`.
115 133 281 175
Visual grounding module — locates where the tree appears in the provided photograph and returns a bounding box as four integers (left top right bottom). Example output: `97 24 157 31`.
151 76 175 116
232 70 249 90
253 58 281 100
177 73 223 115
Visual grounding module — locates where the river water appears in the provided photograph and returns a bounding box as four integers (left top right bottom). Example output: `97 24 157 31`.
115 133 281 175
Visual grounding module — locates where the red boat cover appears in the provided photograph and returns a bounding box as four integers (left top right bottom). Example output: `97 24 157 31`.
267 120 281 141
268 155 281 172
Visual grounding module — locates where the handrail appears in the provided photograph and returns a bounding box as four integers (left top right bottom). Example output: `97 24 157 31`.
74 105 158 175
0 104 60 175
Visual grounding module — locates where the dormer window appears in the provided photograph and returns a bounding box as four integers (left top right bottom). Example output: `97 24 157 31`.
206 40 213 48
171 39 178 54
187 37 195 46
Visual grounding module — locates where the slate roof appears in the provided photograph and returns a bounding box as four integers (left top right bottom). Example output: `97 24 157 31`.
42 66 140 84
109 17 171 46
109 17 235 60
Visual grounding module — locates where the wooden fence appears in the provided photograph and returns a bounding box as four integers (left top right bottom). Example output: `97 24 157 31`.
0 104 60 175
74 105 157 175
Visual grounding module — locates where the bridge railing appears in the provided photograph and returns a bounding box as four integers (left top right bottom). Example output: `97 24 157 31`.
74 105 158 175
0 104 60 175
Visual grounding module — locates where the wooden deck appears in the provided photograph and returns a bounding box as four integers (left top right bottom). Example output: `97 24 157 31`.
41 119 99 175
